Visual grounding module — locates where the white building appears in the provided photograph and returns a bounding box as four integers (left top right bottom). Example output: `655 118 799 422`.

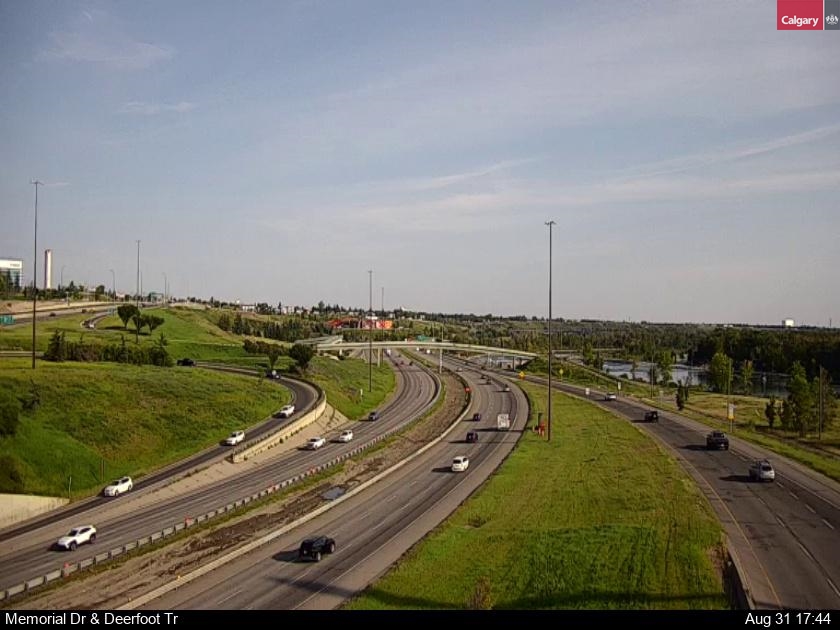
783 318 795 328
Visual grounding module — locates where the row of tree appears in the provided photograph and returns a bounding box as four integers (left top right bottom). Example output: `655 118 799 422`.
43 330 173 367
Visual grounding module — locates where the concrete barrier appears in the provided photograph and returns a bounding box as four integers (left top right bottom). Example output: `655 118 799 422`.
232 396 328 463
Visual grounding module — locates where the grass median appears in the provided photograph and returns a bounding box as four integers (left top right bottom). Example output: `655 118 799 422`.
345 381 727 610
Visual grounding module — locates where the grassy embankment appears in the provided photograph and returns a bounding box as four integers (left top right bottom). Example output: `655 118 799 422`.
0 307 397 497
345 380 727 610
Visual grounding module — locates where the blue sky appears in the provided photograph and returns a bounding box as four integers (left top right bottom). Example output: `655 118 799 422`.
1 0 838 325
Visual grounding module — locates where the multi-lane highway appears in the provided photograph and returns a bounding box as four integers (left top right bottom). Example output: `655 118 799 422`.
521 372 840 610
133 360 526 610
0 356 439 595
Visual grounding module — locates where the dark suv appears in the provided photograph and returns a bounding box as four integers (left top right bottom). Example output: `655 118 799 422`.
368 411 381 421
643 411 659 422
176 358 196 367
298 535 336 562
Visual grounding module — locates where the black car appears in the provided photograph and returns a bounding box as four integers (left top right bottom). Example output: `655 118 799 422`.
368 410 381 421
298 535 336 562
644 411 659 422
176 358 196 367
466 431 479 443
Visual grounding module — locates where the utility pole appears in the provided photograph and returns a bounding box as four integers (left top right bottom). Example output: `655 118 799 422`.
30 180 43 369
381 286 384 314
135 240 141 307
545 220 555 441
368 270 373 393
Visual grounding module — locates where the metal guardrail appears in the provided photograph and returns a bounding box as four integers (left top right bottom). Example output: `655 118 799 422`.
0 364 442 603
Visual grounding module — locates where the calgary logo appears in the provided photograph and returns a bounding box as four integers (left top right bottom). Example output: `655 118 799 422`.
777 0 823 29
827 14 839 26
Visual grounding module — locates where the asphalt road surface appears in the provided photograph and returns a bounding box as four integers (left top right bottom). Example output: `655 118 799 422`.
138 359 525 610
521 372 840 610
0 357 437 594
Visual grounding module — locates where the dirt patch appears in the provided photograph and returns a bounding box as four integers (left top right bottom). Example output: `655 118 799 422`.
4 369 468 610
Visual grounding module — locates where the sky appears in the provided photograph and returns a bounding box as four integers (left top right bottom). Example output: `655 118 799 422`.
1 0 838 326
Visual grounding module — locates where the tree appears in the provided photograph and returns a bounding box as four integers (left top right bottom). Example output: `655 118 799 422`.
765 396 779 429
741 360 754 394
94 284 106 301
44 330 66 362
289 343 314 371
708 351 733 393
147 315 165 334
676 381 686 411
117 304 139 329
657 350 673 386
266 344 283 370
132 313 143 343
217 313 231 332
786 361 815 436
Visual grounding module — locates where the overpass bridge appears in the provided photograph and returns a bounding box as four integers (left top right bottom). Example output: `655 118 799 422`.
313 338 538 370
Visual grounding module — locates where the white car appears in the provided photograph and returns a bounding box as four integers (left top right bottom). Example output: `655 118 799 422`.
306 436 326 450
605 393 617 401
55 525 97 551
337 429 354 443
451 456 470 473
224 430 245 446
749 459 776 482
277 404 295 418
102 476 133 497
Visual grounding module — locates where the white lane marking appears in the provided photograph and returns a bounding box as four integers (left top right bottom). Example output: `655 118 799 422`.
823 518 835 530
805 504 816 514
409 480 418 486
386 494 397 502
796 540 816 563
788 491 799 500
776 481 785 489
828 578 840 599
217 588 242 605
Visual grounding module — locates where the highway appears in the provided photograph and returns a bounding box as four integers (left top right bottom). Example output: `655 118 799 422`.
0 356 438 595
520 372 840 610
138 359 525 610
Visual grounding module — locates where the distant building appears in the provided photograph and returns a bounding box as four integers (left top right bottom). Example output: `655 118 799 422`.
783 318 795 328
44 249 53 289
0 258 23 291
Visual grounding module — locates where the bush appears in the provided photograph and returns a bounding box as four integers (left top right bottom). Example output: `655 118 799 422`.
0 389 21 437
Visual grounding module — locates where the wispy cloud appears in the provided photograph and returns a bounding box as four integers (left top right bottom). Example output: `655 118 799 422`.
40 31 173 70
617 123 840 181
120 101 196 115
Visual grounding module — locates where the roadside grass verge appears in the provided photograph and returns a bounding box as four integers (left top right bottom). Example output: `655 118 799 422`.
345 381 727 610
0 361 290 497
306 356 395 420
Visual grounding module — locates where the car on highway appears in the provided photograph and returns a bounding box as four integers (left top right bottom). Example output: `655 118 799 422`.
466 431 479 443
176 358 196 367
55 525 97 551
298 535 336 562
502 384 511 392
706 431 730 450
266 369 281 379
643 411 659 422
102 476 133 497
277 404 295 418
472 412 482 422
749 459 776 482
224 430 245 446
604 393 617 401
368 410 381 421
337 429 354 443
306 436 326 450
451 455 470 472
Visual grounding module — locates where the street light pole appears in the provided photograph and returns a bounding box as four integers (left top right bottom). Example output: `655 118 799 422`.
162 272 168 306
368 270 373 393
30 180 43 370
545 220 555 441
135 240 141 307
109 269 115 308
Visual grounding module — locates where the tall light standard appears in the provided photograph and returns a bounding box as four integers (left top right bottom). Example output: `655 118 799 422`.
109 269 115 309
135 240 141 306
30 180 43 369
162 272 168 306
545 220 556 441
368 269 373 393
60 265 65 290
